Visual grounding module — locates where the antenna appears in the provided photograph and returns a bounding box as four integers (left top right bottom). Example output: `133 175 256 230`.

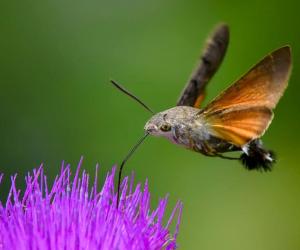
110 80 154 114
116 133 149 208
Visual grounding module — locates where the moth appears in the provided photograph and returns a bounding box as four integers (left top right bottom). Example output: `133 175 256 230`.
111 24 292 206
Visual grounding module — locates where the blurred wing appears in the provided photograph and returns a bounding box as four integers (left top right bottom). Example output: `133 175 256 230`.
202 46 292 146
177 23 229 108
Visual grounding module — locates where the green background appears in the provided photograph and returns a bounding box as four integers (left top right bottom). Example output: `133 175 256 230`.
1 0 300 249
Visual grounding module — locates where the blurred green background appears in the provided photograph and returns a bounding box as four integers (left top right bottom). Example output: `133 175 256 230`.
1 0 300 249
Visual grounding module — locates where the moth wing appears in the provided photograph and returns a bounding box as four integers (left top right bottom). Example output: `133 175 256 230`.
204 107 273 146
201 46 291 146
177 24 229 108
203 46 291 113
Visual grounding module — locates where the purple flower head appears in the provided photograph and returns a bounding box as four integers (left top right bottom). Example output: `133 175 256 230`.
0 158 182 249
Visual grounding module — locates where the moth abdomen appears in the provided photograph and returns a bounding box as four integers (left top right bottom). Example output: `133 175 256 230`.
240 140 275 172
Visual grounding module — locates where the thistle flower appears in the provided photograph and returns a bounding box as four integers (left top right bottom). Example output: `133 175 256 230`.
0 158 182 249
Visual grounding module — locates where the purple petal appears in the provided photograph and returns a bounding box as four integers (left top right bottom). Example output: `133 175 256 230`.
0 159 182 250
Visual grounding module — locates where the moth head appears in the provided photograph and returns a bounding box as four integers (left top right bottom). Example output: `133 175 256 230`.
144 112 173 138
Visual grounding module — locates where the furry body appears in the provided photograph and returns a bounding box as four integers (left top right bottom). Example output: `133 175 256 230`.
145 106 239 155
145 106 274 171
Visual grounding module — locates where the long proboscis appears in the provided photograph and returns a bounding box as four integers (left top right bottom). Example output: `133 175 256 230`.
116 133 149 208
110 80 154 114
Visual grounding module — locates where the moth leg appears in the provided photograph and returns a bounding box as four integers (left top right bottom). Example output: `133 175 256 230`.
215 153 239 160
194 140 218 157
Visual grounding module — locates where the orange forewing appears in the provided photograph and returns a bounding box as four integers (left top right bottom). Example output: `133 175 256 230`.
202 46 291 146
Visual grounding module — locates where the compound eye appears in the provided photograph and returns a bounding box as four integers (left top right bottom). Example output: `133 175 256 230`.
160 123 171 132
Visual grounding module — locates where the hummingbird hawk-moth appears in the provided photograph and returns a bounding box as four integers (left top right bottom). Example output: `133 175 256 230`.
111 24 292 206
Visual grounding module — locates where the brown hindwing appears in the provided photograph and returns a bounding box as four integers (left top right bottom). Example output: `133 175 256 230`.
205 107 273 146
